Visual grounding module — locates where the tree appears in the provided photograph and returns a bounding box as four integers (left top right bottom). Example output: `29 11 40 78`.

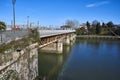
107 21 114 28
76 27 86 35
96 22 102 34
65 19 79 29
102 22 106 28
0 21 6 30
92 20 99 26
90 20 99 34
90 26 96 34
107 21 115 35
86 21 90 34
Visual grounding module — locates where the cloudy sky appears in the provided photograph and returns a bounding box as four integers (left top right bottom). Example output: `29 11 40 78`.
0 0 120 26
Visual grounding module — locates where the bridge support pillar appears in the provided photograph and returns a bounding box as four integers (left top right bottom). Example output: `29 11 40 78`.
70 34 76 42
39 40 63 54
64 36 70 45
56 40 63 54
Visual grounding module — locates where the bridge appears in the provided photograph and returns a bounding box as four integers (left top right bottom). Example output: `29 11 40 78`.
0 29 76 46
38 30 76 53
0 30 76 79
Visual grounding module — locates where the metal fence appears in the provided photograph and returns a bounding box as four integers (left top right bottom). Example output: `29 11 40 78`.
0 29 30 44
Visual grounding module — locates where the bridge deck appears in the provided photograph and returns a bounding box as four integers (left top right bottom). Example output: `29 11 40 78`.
39 30 75 38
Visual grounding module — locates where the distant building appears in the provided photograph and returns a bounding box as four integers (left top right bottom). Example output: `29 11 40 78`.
80 23 87 30
12 26 20 30
60 25 72 30
114 25 120 29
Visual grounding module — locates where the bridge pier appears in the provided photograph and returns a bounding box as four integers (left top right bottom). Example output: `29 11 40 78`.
70 34 76 41
39 30 76 54
64 36 70 45
64 34 76 45
40 40 63 54
56 40 63 54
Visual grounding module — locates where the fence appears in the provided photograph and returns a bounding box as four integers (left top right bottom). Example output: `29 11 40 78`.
0 29 30 44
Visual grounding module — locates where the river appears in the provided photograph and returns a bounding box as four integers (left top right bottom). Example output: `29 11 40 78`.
38 38 120 80
0 38 120 80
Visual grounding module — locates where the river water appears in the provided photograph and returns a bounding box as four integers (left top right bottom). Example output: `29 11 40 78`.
0 38 120 80
38 38 120 80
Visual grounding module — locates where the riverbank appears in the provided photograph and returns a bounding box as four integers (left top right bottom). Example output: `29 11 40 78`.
77 35 120 39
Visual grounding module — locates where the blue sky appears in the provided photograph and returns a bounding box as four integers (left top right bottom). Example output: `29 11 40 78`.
0 0 120 26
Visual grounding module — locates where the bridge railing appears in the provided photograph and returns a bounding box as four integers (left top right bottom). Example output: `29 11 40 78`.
39 30 75 38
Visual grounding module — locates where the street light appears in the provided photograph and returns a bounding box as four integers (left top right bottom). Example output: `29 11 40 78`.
37 21 39 27
27 16 29 28
12 0 16 29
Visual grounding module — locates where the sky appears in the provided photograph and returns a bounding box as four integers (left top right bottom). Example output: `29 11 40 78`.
0 0 120 27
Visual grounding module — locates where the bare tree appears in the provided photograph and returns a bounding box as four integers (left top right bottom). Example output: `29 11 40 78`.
65 19 80 29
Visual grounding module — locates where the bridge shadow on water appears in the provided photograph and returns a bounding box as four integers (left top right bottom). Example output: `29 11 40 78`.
37 43 73 80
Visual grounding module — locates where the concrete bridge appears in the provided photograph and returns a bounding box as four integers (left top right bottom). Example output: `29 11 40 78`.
39 30 76 53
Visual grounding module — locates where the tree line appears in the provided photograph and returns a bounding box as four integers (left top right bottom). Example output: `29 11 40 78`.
76 20 120 36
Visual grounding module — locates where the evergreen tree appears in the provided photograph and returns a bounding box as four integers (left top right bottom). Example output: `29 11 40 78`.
90 26 96 35
107 21 114 28
102 22 106 28
96 22 102 34
0 21 6 30
86 21 90 34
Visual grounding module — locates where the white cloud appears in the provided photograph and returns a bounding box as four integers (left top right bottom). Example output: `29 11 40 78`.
86 1 109 8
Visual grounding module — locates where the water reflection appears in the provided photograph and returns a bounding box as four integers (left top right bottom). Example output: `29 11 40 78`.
38 43 72 80
38 53 63 80
58 39 120 80
0 48 38 80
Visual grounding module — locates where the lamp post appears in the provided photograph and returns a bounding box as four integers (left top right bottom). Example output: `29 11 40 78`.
12 0 16 29
27 16 29 28
37 21 39 27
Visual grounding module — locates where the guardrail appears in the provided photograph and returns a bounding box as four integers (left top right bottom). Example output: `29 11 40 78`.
39 30 75 38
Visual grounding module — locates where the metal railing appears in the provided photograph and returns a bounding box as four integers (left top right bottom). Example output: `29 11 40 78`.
39 30 75 38
0 29 30 44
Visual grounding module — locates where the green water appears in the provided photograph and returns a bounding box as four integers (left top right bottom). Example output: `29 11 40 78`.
38 39 120 80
